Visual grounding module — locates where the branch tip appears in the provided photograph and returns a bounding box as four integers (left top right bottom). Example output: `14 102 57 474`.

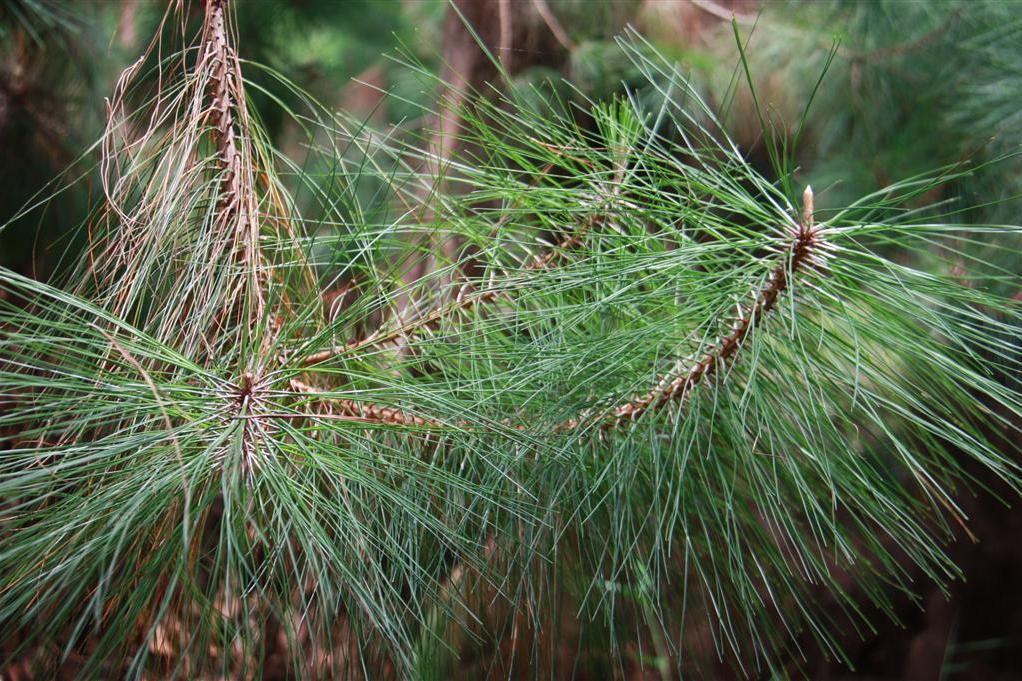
574 221 824 433
802 185 814 230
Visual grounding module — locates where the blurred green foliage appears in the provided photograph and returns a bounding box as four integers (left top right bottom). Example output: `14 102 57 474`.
4 0 1022 277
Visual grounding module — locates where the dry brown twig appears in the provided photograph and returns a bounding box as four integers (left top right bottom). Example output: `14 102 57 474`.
202 0 266 325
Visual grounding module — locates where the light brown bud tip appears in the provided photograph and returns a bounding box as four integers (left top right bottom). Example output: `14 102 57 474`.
802 185 814 229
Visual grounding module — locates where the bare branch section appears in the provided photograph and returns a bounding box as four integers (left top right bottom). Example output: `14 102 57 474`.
204 0 238 200
202 0 265 319
289 379 444 428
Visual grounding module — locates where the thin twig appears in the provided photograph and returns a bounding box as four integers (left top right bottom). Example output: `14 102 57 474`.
531 0 575 51
300 219 597 366
289 378 445 428
842 9 960 63
498 0 513 70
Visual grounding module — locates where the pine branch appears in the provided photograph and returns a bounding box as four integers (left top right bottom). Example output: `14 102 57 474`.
563 187 825 432
293 189 825 435
300 216 597 366
3 10 1022 678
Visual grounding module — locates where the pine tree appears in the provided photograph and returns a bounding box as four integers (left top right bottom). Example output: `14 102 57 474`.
1 2 1020 678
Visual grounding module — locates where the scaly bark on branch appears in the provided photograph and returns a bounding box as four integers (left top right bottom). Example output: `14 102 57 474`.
202 0 265 322
566 187 822 432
